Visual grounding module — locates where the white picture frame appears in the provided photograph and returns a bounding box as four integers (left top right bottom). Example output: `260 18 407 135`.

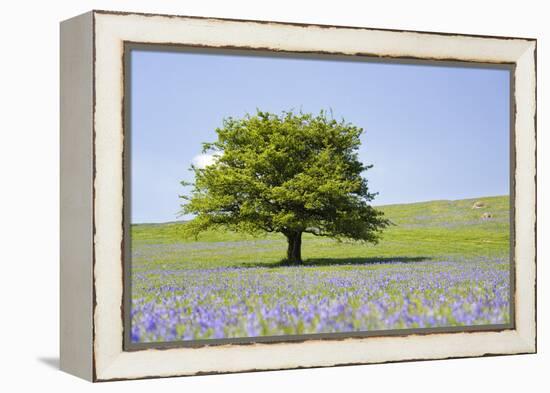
60 10 536 382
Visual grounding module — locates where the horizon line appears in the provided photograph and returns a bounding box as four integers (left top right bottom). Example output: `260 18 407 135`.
131 193 510 226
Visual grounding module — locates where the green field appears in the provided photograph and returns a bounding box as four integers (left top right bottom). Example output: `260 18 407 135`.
130 195 511 343
131 195 510 270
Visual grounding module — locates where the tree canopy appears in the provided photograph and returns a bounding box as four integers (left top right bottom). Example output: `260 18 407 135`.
180 110 389 263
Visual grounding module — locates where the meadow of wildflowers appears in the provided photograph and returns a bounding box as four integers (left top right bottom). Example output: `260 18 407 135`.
130 195 511 343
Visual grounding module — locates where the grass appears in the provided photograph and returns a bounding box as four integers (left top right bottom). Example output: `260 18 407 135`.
130 195 511 342
131 195 510 271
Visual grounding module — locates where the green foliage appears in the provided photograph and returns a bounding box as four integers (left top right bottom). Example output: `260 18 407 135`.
179 110 389 261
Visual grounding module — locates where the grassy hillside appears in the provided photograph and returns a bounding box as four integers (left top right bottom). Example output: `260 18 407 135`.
130 195 511 342
130 195 510 271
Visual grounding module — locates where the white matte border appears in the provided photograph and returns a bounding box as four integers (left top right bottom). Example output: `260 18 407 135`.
92 11 536 381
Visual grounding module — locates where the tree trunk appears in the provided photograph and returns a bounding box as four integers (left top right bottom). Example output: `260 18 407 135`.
285 231 302 263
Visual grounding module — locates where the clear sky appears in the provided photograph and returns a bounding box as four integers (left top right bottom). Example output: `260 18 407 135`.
130 49 510 224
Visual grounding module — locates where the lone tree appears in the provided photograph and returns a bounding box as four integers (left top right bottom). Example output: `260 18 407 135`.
180 110 389 263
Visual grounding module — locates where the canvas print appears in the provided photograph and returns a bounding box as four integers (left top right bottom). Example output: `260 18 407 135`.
127 48 512 345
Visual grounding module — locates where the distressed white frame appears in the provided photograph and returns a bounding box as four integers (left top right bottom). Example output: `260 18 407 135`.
60 10 536 382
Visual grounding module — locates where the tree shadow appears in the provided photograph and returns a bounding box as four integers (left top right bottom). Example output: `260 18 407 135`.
238 256 431 269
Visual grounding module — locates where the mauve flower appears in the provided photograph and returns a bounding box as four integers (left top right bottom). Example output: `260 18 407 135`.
130 258 510 343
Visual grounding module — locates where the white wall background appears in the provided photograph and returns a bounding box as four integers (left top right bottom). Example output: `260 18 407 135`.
0 0 546 391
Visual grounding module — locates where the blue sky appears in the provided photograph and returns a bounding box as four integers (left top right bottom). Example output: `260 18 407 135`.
130 49 510 224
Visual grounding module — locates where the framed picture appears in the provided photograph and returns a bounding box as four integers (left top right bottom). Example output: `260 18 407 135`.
60 10 537 381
